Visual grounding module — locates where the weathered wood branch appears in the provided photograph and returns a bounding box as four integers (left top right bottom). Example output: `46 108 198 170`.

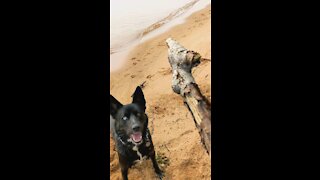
166 38 211 159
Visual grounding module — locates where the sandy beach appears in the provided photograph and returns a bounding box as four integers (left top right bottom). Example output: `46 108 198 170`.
110 4 211 180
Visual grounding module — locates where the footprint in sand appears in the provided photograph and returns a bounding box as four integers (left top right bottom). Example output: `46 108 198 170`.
158 43 166 47
146 74 154 79
158 68 172 76
130 75 136 78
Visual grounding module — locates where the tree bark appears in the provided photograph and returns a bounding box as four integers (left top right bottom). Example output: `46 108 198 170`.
166 38 211 159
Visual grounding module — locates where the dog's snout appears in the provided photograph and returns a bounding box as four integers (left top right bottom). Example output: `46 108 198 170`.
132 125 140 132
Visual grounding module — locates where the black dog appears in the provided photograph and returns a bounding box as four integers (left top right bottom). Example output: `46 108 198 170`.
110 86 163 180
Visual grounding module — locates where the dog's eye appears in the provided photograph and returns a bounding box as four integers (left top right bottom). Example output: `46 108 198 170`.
122 116 128 121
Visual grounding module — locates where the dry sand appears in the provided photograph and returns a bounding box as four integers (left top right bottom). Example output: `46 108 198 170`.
110 5 211 180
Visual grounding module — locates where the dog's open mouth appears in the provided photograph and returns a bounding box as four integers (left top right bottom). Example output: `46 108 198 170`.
130 132 142 143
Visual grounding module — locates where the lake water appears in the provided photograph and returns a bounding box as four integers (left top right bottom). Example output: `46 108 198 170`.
110 0 211 71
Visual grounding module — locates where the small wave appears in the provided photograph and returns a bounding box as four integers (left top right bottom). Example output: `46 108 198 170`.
140 0 200 37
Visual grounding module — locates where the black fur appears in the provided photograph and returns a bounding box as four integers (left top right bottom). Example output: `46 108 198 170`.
110 86 163 180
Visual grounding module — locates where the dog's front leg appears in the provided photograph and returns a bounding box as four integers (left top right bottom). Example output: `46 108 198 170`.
120 167 128 180
151 151 163 180
118 155 129 180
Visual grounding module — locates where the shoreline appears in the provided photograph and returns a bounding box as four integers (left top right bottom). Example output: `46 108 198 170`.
110 4 211 72
110 0 210 72
110 4 211 180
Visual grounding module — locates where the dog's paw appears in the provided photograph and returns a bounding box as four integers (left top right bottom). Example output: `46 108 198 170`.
156 171 164 180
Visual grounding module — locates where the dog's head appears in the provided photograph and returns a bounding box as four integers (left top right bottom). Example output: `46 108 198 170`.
110 86 147 144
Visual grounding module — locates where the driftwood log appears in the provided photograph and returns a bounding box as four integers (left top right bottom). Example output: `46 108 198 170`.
166 38 211 159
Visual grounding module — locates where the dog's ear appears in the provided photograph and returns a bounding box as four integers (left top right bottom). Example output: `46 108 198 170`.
132 86 146 111
110 95 123 117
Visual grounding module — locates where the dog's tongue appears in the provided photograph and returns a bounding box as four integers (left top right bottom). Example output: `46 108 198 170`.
131 132 142 143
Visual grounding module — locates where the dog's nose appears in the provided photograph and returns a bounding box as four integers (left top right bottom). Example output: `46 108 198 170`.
132 125 140 132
